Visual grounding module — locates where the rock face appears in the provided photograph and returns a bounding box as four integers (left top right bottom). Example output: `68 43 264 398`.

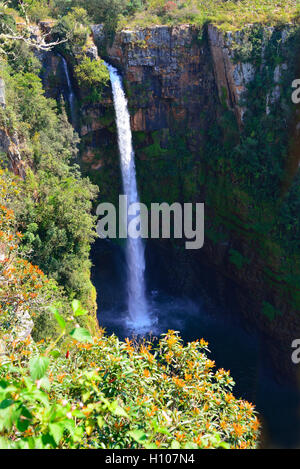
37 23 300 379
93 23 259 134
94 23 292 131
207 24 255 126
39 52 65 100
102 25 218 139
0 77 5 108
90 22 300 380
0 128 26 178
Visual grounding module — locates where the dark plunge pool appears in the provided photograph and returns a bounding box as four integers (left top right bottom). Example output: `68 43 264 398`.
91 238 300 449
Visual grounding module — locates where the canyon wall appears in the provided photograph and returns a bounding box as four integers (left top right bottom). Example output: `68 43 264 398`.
32 21 300 378
91 23 300 378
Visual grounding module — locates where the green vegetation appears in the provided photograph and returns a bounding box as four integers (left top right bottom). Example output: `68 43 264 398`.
120 0 299 30
2 1 299 35
0 153 259 449
75 57 109 89
51 6 90 50
1 0 299 450
74 57 110 103
0 302 260 448
261 301 282 321
0 18 99 318
229 249 250 270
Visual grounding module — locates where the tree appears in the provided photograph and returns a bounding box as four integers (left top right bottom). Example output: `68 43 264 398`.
0 2 69 53
76 0 128 33
74 56 109 88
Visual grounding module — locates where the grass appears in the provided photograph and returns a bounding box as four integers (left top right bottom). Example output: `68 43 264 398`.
118 0 300 32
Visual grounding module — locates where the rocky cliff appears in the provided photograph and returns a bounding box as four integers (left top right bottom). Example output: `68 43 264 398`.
90 22 300 379
38 21 300 379
104 25 217 136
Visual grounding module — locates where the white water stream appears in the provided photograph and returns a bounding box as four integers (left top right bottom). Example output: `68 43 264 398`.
61 56 76 126
105 62 151 330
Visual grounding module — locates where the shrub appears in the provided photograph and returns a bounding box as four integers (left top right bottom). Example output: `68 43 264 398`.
51 7 90 52
0 61 99 314
118 0 299 30
0 170 70 341
74 57 109 102
74 57 109 89
0 322 260 449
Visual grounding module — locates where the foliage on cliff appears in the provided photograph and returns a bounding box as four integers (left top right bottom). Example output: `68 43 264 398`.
209 24 300 308
0 34 98 317
3 1 299 35
119 0 299 30
74 56 110 103
0 167 98 341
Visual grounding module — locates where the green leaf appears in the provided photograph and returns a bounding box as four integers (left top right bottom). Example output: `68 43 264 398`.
50 350 61 359
69 328 93 344
82 391 91 403
128 430 147 444
218 441 230 449
63 419 75 435
71 300 80 313
97 416 104 428
184 442 198 449
72 300 88 317
54 312 66 331
49 423 64 446
0 399 14 410
16 406 32 432
29 389 50 407
39 376 51 391
0 437 10 449
49 307 66 331
41 433 56 448
0 402 17 432
29 356 49 382
171 440 181 449
27 436 44 449
74 308 88 317
112 405 129 418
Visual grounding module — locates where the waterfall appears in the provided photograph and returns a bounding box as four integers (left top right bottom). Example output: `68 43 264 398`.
60 56 76 126
105 62 151 330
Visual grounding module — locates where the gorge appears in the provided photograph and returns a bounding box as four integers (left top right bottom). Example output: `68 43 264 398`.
56 22 300 447
83 23 300 368
1 1 300 450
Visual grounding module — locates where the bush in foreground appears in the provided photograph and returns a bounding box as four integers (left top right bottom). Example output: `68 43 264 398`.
0 313 260 449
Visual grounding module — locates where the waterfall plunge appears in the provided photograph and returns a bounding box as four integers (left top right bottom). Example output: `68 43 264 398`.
60 56 76 126
105 62 152 331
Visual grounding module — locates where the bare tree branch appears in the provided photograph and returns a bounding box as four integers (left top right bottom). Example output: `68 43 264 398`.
0 20 70 51
0 32 69 50
18 0 30 26
0 0 69 52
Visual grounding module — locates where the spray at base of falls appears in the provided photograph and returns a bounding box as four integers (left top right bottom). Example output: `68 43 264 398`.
105 62 153 331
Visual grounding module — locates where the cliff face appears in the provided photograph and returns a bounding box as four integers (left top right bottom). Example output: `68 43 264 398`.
0 127 26 179
39 22 300 378
0 77 27 178
94 23 291 132
104 25 217 138
90 23 300 378
207 24 255 127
